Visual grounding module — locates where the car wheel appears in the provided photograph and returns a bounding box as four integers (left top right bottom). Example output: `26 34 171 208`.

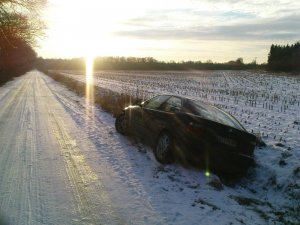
155 131 174 164
115 113 128 135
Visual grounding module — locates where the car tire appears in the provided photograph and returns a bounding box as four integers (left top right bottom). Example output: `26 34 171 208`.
115 113 128 135
154 131 174 164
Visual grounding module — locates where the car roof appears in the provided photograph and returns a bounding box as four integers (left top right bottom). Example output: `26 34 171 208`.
154 94 206 107
156 94 221 111
154 94 246 131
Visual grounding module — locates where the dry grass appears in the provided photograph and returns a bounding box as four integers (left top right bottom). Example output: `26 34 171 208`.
46 71 141 117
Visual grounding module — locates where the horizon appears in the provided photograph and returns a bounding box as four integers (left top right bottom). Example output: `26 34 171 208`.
39 55 265 65
38 0 300 64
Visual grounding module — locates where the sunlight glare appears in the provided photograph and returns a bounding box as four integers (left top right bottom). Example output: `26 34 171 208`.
85 55 95 120
86 55 94 86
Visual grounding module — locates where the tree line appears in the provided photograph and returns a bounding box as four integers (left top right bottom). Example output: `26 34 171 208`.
0 0 45 84
37 56 264 72
268 42 300 72
39 42 300 72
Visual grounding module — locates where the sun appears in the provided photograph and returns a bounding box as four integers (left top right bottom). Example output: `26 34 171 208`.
43 0 189 59
43 0 127 58
41 0 191 59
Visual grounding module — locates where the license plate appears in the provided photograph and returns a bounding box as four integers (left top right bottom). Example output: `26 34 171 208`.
217 136 237 147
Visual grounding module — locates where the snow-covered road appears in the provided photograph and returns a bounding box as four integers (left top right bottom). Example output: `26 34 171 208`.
0 71 164 224
0 71 298 225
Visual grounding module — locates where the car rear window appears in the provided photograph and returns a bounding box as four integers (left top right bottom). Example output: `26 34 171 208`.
191 100 245 130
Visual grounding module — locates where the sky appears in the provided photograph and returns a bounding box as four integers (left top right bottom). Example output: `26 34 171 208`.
38 0 300 63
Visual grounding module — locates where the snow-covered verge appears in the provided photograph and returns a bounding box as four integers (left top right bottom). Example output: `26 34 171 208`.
0 70 299 224
48 70 300 224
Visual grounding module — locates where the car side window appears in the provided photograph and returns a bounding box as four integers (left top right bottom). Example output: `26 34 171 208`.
143 95 169 110
161 97 182 113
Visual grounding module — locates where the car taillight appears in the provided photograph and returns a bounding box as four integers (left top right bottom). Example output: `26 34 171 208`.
186 122 204 136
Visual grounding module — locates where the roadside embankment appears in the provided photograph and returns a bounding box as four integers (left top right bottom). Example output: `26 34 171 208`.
43 70 141 116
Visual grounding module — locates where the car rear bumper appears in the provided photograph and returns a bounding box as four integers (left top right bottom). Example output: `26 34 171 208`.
175 140 255 174
212 151 255 174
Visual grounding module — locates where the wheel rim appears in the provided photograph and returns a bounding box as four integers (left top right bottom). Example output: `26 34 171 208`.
156 134 170 159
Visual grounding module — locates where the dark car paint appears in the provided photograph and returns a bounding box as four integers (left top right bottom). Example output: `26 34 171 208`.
128 106 178 146
122 95 256 173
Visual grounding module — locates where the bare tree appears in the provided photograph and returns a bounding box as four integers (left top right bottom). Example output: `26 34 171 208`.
0 0 46 81
0 0 46 54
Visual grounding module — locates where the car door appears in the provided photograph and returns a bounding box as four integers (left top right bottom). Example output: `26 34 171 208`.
143 96 183 144
134 95 170 141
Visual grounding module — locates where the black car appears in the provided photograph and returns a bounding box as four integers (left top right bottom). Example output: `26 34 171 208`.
115 95 256 174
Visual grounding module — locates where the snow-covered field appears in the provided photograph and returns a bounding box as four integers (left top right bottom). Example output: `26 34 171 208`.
0 70 299 225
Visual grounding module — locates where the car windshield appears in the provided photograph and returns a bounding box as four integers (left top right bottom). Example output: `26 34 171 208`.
191 100 245 131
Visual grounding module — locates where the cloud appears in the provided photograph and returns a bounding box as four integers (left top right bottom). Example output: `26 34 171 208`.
115 14 300 41
190 0 300 18
220 11 256 19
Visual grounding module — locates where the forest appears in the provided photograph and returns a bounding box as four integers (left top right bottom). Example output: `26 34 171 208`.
268 42 300 72
36 56 263 71
37 42 300 72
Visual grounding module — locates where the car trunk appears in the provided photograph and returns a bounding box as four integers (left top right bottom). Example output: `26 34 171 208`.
198 118 256 155
203 119 256 173
183 116 256 173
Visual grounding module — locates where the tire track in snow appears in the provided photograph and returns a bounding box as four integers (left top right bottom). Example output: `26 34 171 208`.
0 76 30 223
0 74 42 225
42 74 165 224
0 72 117 225
37 73 123 224
48 109 96 223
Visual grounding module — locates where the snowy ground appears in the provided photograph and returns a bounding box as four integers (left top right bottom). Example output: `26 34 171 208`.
0 70 299 225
